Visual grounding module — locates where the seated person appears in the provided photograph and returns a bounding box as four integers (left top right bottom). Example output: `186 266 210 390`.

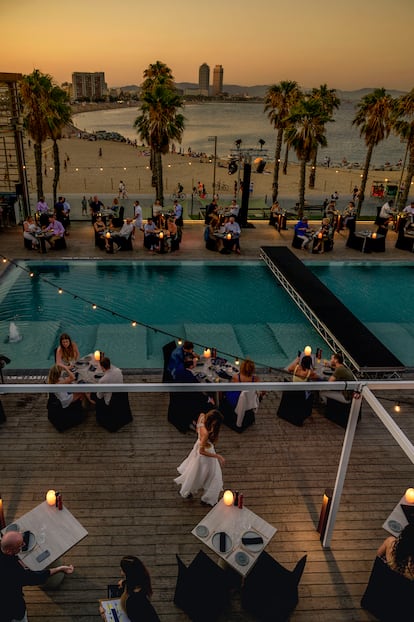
152 200 163 228
269 201 282 227
43 214 65 248
294 217 313 250
168 341 199 380
377 524 414 581
312 218 333 254
223 215 241 254
106 218 134 252
23 216 41 249
378 200 397 226
287 354 321 381
403 201 414 229
143 217 159 252
205 216 220 251
93 215 106 248
225 358 261 410
47 364 84 408
169 358 213 432
229 199 240 220
166 218 179 252
319 352 354 404
96 357 123 406
325 200 338 226
342 201 356 231
204 199 218 224
56 333 80 369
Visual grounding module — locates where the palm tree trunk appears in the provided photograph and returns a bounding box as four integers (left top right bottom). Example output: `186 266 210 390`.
298 158 307 218
399 143 414 209
271 128 283 202
357 143 374 217
155 151 164 205
308 149 318 188
282 143 289 175
52 139 60 206
34 142 43 199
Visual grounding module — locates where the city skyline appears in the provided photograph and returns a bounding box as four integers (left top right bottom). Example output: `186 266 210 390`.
2 0 413 92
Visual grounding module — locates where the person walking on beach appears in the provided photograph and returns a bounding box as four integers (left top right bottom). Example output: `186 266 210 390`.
174 409 225 506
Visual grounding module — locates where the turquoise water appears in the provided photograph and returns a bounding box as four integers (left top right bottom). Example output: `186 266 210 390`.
309 262 414 367
0 260 326 370
1 260 413 370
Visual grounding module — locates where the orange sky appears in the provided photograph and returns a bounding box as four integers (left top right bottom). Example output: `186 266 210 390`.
2 0 413 91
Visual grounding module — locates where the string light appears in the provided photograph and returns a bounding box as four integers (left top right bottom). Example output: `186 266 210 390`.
0 253 274 372
394 402 401 413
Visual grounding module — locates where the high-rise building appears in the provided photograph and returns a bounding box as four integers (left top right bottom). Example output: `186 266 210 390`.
71 72 106 101
212 65 223 96
198 63 210 96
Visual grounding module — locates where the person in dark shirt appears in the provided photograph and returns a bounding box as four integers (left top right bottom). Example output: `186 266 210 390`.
0 531 74 622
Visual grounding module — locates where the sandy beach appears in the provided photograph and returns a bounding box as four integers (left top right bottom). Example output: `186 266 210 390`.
24 135 403 209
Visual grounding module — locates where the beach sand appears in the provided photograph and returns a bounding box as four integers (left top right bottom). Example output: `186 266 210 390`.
26 136 400 207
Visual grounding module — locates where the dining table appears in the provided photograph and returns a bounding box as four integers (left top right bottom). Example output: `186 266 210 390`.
383 491 414 537
192 497 277 576
71 354 104 384
354 230 385 253
1 500 88 572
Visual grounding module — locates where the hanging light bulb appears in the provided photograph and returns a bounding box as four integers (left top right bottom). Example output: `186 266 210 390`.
92 303 97 310
58 288 63 294
178 338 183 345
394 402 401 413
131 321 137 327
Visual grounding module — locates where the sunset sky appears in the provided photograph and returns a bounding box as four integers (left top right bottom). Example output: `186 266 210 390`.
3 0 413 91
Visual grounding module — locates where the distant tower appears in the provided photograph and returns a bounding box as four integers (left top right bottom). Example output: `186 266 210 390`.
212 65 223 96
199 63 210 96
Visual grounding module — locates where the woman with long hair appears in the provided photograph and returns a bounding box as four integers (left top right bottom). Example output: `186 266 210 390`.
56 333 80 368
119 556 160 621
377 524 414 580
47 364 83 408
175 409 225 506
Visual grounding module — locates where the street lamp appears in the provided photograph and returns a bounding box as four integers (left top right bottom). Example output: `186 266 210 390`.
208 136 217 195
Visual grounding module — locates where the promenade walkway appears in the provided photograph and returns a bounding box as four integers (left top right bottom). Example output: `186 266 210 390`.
0 219 413 621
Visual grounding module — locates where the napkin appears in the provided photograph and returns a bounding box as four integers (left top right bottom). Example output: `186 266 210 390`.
242 535 263 545
219 532 227 552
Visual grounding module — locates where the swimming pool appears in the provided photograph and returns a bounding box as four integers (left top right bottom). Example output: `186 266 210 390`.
0 260 327 370
0 260 412 370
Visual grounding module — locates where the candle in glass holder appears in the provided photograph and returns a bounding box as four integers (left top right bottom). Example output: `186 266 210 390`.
371 232 377 239
46 489 56 506
405 488 414 504
94 350 100 361
304 346 312 356
223 490 234 506
203 348 211 359
226 233 232 240
159 231 164 239
105 232 111 239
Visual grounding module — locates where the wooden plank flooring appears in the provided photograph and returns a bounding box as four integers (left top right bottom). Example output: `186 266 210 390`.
1 379 414 621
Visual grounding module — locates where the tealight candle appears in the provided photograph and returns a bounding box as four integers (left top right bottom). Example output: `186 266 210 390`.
105 232 111 238
226 233 232 240
372 232 377 239
94 350 101 361
204 348 211 359
405 488 414 504
46 489 56 506
223 490 234 506
304 346 312 356
159 231 164 239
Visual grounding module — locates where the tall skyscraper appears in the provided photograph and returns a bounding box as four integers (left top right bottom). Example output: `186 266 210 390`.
212 65 223 96
198 63 210 96
72 72 106 101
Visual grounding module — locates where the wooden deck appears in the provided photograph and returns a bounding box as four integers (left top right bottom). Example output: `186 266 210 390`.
1 379 414 621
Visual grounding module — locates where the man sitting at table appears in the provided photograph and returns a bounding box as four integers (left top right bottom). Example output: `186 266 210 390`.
143 217 159 252
105 218 134 252
169 358 214 432
223 216 241 254
403 201 414 229
168 341 198 380
294 217 313 250
0 530 74 622
95 357 132 431
96 357 123 406
319 352 354 404
43 214 65 248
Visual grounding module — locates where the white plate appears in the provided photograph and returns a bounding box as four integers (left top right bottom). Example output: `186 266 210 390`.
195 525 209 538
212 532 232 553
388 519 402 533
241 530 264 553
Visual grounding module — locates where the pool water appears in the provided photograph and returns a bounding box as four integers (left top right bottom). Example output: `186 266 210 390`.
0 260 326 370
1 260 412 370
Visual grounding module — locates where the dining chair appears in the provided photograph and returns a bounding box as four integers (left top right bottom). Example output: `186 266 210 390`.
361 556 414 621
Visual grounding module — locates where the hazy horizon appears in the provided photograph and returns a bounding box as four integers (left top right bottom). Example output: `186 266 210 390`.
3 0 413 91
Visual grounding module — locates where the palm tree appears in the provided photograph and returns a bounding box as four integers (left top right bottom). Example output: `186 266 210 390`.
352 88 395 216
134 62 184 204
264 81 302 202
285 96 328 216
393 88 414 209
47 86 72 205
20 69 54 199
308 84 340 188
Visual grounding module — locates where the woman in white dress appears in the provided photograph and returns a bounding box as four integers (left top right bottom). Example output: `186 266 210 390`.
175 409 225 506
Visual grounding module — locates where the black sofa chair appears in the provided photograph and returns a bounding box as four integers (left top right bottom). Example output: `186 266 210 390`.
95 392 132 432
324 398 352 428
162 340 176 382
277 389 313 426
47 394 86 432
220 393 257 432
241 551 307 622
174 551 230 621
361 556 414 621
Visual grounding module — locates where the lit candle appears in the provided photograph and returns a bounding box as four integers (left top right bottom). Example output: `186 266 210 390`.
46 489 56 506
204 348 211 359
105 232 111 238
159 231 164 239
226 233 232 240
94 350 100 361
318 232 323 239
304 346 312 356
372 232 377 239
405 488 414 504
0 495 5 529
223 490 234 506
